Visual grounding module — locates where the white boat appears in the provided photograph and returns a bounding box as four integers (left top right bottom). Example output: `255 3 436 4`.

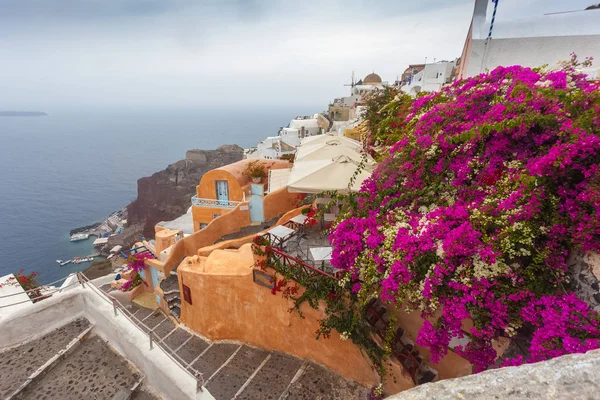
70 233 90 242
59 260 72 266
56 259 63 264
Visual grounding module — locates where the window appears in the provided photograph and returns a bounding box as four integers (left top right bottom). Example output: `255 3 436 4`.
199 223 207 230
215 180 229 205
213 213 221 219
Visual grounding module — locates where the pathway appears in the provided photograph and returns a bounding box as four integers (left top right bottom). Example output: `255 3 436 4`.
100 284 368 400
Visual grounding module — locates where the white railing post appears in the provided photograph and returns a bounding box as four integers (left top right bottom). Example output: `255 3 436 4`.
196 372 204 392
149 331 154 350
76 272 86 288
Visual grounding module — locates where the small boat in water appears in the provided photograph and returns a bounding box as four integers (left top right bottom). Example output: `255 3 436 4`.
59 260 72 266
70 233 90 242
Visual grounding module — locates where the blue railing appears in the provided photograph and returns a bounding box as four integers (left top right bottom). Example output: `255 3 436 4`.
191 195 240 209
120 246 155 259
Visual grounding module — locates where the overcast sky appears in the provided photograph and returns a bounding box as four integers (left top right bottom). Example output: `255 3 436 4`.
0 0 594 110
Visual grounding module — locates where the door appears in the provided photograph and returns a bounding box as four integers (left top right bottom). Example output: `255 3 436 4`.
216 180 229 206
249 184 264 223
249 195 264 223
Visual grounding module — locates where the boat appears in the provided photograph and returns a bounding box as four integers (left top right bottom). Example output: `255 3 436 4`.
70 233 90 242
56 259 63 264
59 260 72 266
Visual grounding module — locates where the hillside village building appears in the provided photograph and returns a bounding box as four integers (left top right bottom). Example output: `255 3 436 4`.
401 60 457 95
328 72 384 122
245 115 326 160
459 0 600 79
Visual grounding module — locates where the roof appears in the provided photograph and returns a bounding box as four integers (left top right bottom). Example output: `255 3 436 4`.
289 118 319 130
93 237 109 245
0 274 32 317
210 159 291 188
363 72 382 85
157 211 195 235
287 155 374 194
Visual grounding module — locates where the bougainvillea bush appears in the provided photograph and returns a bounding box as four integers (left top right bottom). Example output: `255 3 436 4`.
330 57 600 371
119 252 153 292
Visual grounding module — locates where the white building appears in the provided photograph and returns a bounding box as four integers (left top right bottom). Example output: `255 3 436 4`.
459 0 600 79
401 61 457 95
245 115 324 160
351 73 385 96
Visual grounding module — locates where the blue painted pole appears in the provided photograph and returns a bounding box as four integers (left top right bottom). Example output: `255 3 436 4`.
488 0 499 39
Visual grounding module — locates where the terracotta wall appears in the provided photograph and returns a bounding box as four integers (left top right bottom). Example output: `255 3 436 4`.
263 186 300 220
192 204 240 231
154 228 180 256
192 160 291 230
197 169 244 201
158 187 298 276
177 244 414 391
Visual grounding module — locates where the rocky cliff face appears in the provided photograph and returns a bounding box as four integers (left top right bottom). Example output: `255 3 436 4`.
122 145 244 240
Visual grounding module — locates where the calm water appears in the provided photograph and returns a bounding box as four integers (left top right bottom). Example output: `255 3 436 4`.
0 106 314 284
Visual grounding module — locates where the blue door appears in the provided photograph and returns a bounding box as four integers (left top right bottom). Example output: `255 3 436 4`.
216 180 229 206
249 184 264 223
249 195 264 223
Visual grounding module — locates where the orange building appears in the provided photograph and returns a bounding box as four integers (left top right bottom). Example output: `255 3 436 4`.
191 159 290 231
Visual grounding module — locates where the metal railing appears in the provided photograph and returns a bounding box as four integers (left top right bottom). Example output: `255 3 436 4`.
120 246 155 259
266 246 339 281
0 275 80 309
191 195 240 209
75 272 206 392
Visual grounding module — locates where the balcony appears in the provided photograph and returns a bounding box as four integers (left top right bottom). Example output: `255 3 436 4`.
191 195 241 209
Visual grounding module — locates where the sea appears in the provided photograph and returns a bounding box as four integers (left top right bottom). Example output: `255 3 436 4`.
0 106 316 284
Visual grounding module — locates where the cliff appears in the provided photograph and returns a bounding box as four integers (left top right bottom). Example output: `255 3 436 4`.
117 145 244 243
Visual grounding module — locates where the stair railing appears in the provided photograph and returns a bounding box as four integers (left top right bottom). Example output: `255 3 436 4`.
77 272 206 393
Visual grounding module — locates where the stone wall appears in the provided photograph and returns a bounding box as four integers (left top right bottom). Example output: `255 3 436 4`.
569 251 600 312
388 349 600 400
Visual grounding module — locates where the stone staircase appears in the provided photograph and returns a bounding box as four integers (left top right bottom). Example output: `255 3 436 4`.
99 282 369 400
159 272 181 321
0 318 161 400
190 343 367 400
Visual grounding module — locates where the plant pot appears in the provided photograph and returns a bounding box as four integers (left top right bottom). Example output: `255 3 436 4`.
252 177 262 183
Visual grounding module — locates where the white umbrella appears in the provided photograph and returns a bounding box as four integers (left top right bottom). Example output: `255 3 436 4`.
287 155 373 194
300 133 362 149
295 139 364 163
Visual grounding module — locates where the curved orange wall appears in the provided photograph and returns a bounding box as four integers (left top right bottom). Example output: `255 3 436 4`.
177 244 414 391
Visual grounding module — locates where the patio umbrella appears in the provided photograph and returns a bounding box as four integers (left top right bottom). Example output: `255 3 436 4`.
295 139 366 163
287 155 373 194
300 133 362 150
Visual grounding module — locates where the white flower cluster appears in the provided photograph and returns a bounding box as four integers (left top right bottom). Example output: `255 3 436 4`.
500 222 535 258
425 143 439 159
472 254 509 279
339 331 350 341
